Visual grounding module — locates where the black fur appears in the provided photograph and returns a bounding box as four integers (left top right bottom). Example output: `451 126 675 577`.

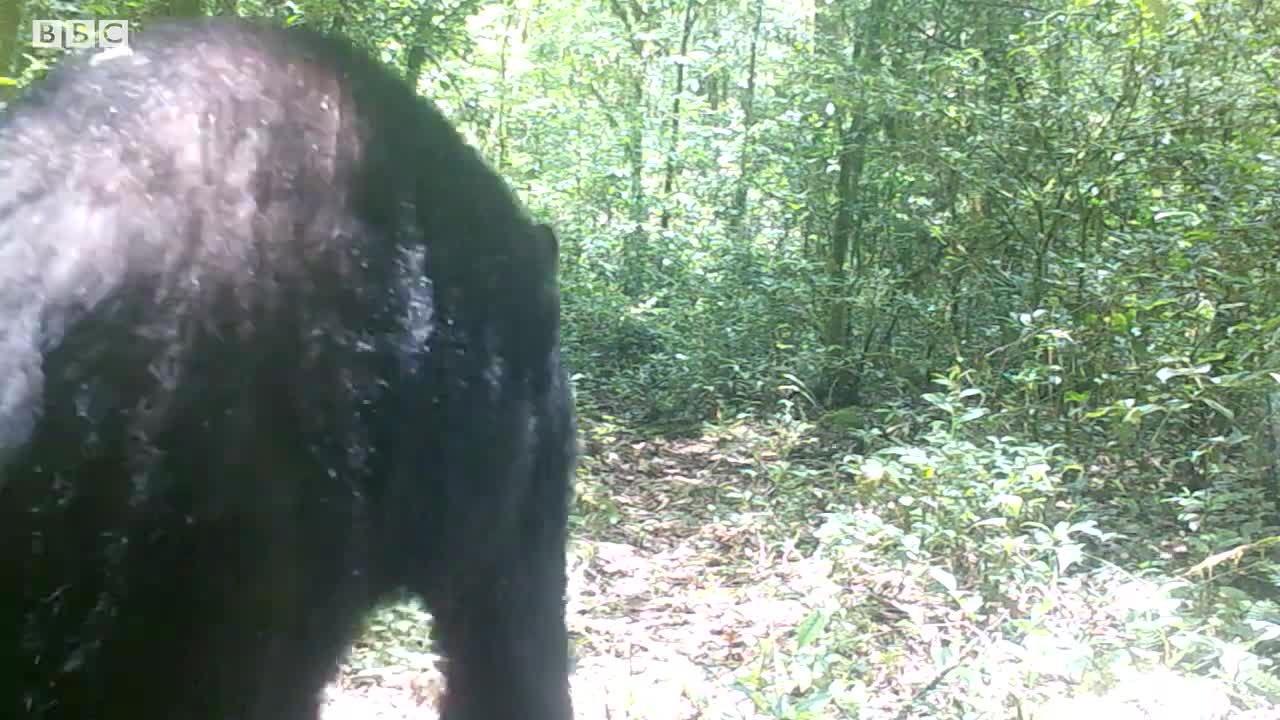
0 18 575 720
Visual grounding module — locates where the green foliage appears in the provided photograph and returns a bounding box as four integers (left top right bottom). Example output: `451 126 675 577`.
725 379 1280 718
837 380 1088 601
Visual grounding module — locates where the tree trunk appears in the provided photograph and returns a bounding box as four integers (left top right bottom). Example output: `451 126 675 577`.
728 0 764 244
816 0 889 404
660 0 697 230
814 1 848 358
607 0 653 297
495 4 518 172
623 75 646 296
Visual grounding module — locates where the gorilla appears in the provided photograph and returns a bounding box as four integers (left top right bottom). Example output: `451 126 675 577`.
0 18 575 720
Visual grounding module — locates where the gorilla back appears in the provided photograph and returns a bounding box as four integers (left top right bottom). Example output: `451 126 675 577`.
0 19 575 720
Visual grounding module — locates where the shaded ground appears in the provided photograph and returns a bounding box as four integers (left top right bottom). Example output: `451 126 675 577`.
323 424 826 719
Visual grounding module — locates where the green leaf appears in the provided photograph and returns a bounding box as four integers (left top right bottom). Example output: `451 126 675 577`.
793 610 829 650
1199 397 1235 420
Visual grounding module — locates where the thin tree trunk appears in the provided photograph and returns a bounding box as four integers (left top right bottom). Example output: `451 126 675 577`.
623 75 646 295
823 120 857 352
495 4 518 172
815 0 852 353
728 0 764 242
607 0 652 296
660 0 697 230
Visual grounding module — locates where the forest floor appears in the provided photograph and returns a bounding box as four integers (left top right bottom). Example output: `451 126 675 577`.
323 422 803 720
320 420 1276 720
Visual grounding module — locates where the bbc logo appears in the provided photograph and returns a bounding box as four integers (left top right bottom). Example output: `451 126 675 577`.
32 20 131 50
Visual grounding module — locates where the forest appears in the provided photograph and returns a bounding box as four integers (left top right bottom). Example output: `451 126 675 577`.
1 0 1278 718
